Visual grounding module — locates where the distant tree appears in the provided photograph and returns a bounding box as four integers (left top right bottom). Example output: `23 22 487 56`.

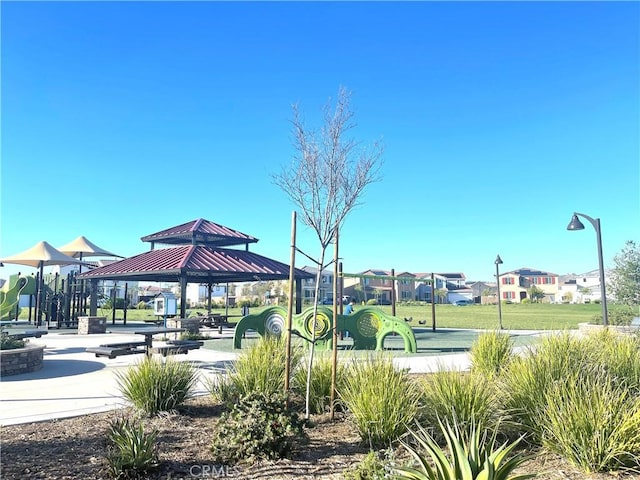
272 86 383 418
609 240 640 305
527 285 545 303
434 288 448 304
353 283 364 302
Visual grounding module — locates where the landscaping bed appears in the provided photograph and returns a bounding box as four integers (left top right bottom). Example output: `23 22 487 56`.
1 394 639 480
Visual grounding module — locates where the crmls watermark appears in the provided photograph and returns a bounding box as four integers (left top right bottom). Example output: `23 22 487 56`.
164 465 242 479
190 465 241 478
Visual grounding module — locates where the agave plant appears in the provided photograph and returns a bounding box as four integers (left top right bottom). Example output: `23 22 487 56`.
393 418 535 480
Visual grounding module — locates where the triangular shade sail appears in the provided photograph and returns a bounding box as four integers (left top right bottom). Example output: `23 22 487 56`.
57 236 120 258
1 241 89 268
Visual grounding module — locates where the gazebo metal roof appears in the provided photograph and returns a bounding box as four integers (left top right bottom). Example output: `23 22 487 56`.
78 245 311 284
140 218 258 248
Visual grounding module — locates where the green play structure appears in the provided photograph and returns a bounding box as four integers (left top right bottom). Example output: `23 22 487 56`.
0 274 36 321
233 305 417 353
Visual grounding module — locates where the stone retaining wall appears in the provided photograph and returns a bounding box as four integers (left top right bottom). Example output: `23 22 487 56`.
0 344 45 376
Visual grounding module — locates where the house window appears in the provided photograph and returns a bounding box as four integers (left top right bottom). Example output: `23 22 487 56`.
502 277 514 285
401 291 411 300
503 291 515 300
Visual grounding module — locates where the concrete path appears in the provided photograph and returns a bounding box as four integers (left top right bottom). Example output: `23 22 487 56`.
1 326 547 426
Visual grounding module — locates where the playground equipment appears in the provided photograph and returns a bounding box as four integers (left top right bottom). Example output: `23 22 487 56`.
0 274 36 321
233 305 417 353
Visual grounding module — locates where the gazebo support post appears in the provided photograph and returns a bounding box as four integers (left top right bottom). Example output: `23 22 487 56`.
179 275 188 318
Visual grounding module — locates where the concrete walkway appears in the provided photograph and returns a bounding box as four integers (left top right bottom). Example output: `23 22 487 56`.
1 326 545 426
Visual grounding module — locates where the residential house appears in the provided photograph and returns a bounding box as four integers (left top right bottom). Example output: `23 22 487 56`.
467 281 497 304
299 266 334 304
438 273 473 304
395 271 416 302
498 267 560 303
413 272 447 303
558 270 609 304
343 269 393 304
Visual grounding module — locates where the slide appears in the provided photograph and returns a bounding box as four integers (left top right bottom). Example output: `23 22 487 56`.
0 275 33 321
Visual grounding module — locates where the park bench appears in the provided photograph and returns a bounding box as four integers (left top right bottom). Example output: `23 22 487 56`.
149 339 203 357
86 341 147 359
6 330 49 340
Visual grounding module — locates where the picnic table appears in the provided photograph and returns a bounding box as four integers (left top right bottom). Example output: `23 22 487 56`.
86 327 202 359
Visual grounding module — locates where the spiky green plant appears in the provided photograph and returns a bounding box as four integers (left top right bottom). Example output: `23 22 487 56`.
106 416 158 478
419 369 501 440
338 354 421 448
500 332 595 440
208 335 303 405
292 354 347 414
393 418 534 480
470 331 514 378
539 372 640 472
116 356 198 415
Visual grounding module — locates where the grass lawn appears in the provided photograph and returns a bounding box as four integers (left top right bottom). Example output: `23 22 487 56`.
18 302 602 331
373 302 603 330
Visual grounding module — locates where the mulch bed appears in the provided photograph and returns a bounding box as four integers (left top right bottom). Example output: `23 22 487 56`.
1 395 639 479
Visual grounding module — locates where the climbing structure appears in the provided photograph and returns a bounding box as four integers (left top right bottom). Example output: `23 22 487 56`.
233 305 417 353
0 275 36 321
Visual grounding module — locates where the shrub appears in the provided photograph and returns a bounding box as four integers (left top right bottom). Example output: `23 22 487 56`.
116 357 198 415
179 331 207 341
136 301 149 310
338 354 421 448
0 333 25 350
211 392 307 464
393 418 533 480
208 335 302 405
344 450 394 480
292 354 347 414
539 372 640 472
419 370 501 440
106 416 158 479
470 331 514 378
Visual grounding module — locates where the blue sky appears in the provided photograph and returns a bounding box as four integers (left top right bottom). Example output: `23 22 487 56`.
1 1 638 283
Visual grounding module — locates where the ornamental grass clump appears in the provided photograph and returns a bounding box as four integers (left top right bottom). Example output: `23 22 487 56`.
393 418 534 480
106 416 158 479
292 353 347 414
208 335 303 405
419 369 501 441
500 332 595 441
581 328 640 393
470 330 514 378
116 356 198 415
338 354 421 448
539 372 640 473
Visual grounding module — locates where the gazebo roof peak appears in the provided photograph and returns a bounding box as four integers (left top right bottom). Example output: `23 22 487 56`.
141 218 258 248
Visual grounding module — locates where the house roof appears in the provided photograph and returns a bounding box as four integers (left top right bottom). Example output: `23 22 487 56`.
78 245 313 284
140 218 258 248
505 267 559 277
438 273 466 280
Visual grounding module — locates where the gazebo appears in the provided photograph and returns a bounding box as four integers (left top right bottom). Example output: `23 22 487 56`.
78 218 312 318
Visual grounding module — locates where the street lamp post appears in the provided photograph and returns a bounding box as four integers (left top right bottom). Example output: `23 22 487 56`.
495 255 503 330
567 212 608 326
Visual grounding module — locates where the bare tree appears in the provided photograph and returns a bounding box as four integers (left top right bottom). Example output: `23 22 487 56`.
273 86 383 418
